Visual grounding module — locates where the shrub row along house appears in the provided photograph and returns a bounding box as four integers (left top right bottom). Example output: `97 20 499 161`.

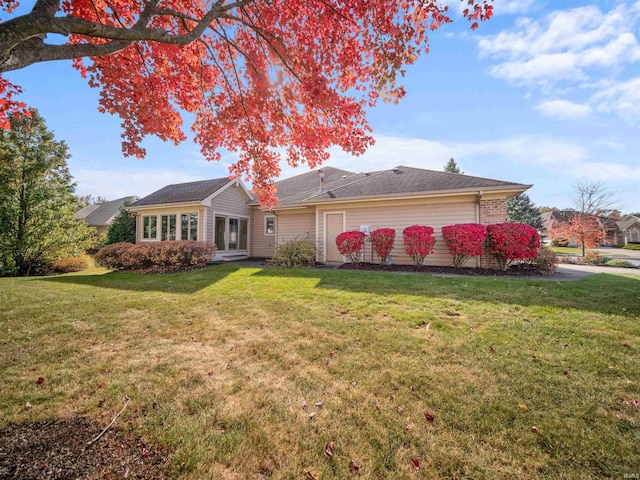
127 166 530 267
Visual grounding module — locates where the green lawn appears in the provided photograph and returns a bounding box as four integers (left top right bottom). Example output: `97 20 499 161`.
1 266 639 479
550 246 583 255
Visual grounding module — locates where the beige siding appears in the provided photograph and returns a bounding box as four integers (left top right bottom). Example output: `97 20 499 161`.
317 197 478 266
211 184 250 218
276 210 316 244
250 207 277 257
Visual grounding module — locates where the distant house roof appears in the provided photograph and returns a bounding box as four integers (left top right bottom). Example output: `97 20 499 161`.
76 196 138 227
130 178 232 207
617 215 640 231
270 166 528 207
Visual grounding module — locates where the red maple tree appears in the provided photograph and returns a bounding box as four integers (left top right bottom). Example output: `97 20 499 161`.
0 1 492 205
548 214 605 257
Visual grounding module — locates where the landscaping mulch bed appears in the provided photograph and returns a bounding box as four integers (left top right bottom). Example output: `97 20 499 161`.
0 419 170 480
338 262 546 276
108 264 212 275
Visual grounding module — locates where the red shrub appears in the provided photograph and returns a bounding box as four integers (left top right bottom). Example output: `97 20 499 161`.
402 225 436 267
95 241 216 270
336 231 365 264
51 254 90 273
370 228 396 264
94 242 135 270
486 223 541 270
441 224 486 268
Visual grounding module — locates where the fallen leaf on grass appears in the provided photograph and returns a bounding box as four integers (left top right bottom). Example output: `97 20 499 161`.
531 426 542 435
24 402 31 409
36 377 45 384
301 400 307 409
622 343 631 349
424 412 435 422
309 412 317 419
98 381 104 388
621 399 640 408
563 370 569 376
411 458 420 469
518 404 528 410
397 406 403 413
315 402 323 409
324 441 335 457
348 460 360 473
303 469 320 480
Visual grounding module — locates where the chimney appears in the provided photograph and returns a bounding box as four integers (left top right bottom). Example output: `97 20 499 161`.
319 170 325 192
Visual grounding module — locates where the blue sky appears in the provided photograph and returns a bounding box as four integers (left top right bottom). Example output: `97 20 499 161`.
5 0 640 212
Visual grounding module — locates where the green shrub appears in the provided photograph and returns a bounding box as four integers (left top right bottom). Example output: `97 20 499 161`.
95 241 216 270
269 238 317 268
526 246 559 274
551 238 569 247
582 251 611 266
605 260 636 268
622 244 640 251
51 254 90 273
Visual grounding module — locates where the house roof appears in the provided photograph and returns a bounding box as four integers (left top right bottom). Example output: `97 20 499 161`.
130 178 232 207
617 215 640 231
271 166 528 207
75 197 138 226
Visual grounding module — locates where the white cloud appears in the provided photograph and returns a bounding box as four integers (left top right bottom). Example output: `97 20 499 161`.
593 77 640 123
445 0 534 16
477 3 640 87
72 168 203 200
535 99 592 120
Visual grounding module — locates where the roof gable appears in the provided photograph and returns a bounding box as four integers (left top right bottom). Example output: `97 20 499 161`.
130 178 232 207
76 197 138 226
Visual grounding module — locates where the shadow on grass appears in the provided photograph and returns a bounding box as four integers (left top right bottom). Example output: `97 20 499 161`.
251 267 640 317
40 264 240 294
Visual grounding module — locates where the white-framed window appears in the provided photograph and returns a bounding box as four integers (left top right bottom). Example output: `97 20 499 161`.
181 212 198 241
161 214 177 240
215 215 249 251
143 215 157 239
265 215 276 235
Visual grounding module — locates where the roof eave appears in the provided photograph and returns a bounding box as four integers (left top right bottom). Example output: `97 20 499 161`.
127 200 205 211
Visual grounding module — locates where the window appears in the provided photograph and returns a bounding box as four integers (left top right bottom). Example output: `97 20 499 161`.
229 218 239 250
215 216 226 251
239 219 248 250
265 216 276 235
181 212 198 241
143 216 157 239
161 214 176 241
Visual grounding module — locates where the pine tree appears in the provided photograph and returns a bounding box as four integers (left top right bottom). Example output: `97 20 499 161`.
506 194 544 230
0 110 94 276
106 201 136 245
444 158 462 174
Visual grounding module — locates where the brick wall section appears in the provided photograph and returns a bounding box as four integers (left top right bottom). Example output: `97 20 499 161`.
479 199 507 269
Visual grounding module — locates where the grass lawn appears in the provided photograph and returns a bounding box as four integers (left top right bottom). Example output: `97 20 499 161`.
550 246 583 255
1 266 639 479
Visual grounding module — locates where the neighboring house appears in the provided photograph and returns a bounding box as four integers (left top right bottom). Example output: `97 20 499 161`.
541 210 640 246
75 196 139 235
129 166 530 266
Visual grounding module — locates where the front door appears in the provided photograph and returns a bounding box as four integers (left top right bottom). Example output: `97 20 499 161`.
325 213 344 262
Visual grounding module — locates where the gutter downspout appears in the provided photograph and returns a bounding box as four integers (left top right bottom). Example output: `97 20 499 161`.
476 190 483 268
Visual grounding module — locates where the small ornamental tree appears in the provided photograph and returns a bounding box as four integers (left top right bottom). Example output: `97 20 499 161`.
548 214 605 257
441 224 486 268
336 231 366 265
486 223 541 271
402 225 436 267
370 228 396 265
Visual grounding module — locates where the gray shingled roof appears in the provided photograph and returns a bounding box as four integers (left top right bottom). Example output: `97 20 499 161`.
273 166 527 206
130 178 232 207
76 197 138 226
617 215 640 231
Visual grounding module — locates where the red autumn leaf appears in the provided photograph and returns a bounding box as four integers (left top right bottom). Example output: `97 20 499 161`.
411 457 420 469
623 343 631 348
36 377 45 384
324 441 335 458
424 412 435 422
349 460 361 473
97 381 104 388
563 370 569 376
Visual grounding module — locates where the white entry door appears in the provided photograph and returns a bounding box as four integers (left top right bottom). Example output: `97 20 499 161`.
325 213 345 262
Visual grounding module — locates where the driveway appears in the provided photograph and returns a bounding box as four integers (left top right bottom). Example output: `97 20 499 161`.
589 246 640 267
549 263 640 281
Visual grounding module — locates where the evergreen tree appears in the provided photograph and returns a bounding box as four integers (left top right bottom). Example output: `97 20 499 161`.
0 111 94 276
506 194 544 230
444 158 462 174
106 201 136 245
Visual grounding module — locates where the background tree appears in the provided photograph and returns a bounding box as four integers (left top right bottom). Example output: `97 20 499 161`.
444 158 463 174
75 194 108 209
548 215 604 257
106 201 137 245
573 182 615 216
506 193 543 230
0 1 492 205
0 110 94 276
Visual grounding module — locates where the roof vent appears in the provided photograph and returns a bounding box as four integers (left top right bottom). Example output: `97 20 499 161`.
341 175 348 179
391 168 403 174
318 170 325 192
